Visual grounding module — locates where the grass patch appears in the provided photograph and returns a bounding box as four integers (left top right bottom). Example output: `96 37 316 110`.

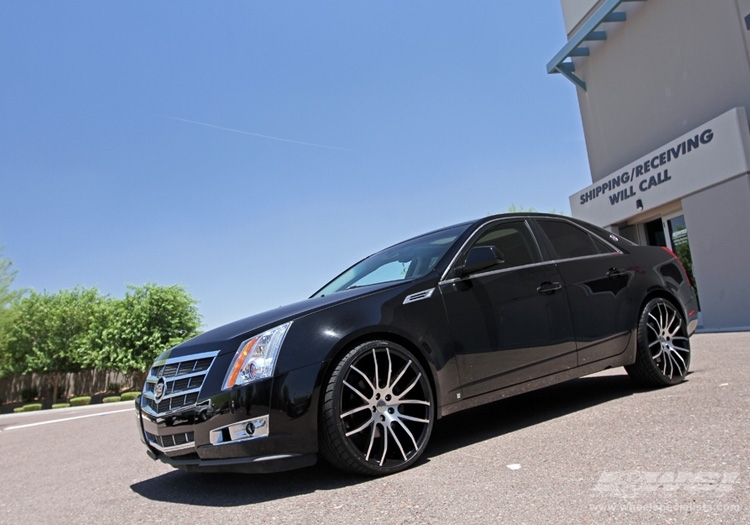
120 392 140 401
69 396 92 407
14 404 43 412
102 396 121 403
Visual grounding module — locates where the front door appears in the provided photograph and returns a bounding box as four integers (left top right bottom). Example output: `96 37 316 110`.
439 219 576 399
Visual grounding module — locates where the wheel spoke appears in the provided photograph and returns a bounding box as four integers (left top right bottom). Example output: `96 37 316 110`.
364 423 377 461
386 424 409 461
379 426 388 466
664 307 677 331
345 418 374 438
398 414 430 424
350 365 375 393
372 349 380 389
668 348 687 372
386 347 393 391
343 379 370 404
390 359 412 390
396 372 422 401
663 353 672 377
666 319 682 338
341 404 371 419
398 399 430 406
672 342 690 353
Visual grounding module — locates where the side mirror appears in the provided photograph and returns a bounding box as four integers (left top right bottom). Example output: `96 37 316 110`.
454 246 505 277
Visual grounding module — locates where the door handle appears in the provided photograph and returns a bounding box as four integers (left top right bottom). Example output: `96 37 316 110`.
537 282 562 295
606 268 628 279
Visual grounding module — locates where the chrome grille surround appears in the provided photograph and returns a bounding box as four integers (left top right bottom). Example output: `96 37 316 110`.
141 350 219 418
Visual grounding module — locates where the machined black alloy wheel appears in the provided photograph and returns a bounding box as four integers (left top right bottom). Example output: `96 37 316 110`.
320 340 434 475
626 297 691 387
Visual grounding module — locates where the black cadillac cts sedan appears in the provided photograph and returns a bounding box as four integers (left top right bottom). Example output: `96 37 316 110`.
135 213 698 476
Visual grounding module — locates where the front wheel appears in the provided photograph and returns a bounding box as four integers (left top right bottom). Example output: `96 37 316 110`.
320 340 434 476
625 297 691 387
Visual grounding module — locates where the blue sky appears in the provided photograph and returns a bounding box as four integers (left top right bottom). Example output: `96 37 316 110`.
1 1 590 330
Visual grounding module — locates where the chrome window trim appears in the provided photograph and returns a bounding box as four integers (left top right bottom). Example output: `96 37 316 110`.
439 260 557 286
440 217 543 282
439 216 628 285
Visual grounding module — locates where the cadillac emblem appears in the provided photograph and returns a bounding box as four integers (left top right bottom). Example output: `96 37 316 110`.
154 377 166 402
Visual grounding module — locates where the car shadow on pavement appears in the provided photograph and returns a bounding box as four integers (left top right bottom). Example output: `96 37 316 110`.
130 371 672 506
426 371 644 458
130 460 366 507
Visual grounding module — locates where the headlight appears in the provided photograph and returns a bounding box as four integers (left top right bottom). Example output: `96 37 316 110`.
223 322 292 389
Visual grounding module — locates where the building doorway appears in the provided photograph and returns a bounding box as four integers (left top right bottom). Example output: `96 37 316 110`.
641 213 697 303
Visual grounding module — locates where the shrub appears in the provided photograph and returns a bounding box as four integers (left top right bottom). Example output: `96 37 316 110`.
120 391 140 401
21 403 42 412
102 396 121 403
13 407 24 413
20 387 38 403
106 382 123 394
69 396 91 407
52 403 70 409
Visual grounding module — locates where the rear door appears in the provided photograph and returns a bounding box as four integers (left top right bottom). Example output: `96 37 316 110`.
532 218 636 365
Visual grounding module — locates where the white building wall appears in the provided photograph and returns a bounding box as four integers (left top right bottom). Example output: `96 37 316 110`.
682 175 750 330
556 0 750 331
573 0 750 182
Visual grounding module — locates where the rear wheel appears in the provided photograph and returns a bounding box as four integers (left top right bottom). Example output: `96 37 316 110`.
320 340 434 476
626 298 691 387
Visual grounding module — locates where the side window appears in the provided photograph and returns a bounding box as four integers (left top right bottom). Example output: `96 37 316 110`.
472 221 541 269
537 220 616 259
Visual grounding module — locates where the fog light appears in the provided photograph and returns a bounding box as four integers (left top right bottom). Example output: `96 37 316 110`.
210 415 270 445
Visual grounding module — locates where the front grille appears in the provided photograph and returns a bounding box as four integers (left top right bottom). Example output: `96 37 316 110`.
145 391 200 414
142 350 219 417
145 430 195 451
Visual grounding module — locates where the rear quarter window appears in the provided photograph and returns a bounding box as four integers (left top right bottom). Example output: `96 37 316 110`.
537 219 617 259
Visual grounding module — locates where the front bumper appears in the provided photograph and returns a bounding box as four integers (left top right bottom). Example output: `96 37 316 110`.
135 354 322 474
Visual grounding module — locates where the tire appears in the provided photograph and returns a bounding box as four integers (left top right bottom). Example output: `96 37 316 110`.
320 340 434 476
625 297 691 387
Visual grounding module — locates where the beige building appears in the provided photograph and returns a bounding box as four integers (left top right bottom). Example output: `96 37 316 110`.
549 0 750 331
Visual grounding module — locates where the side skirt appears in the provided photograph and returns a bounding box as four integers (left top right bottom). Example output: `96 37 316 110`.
439 348 635 418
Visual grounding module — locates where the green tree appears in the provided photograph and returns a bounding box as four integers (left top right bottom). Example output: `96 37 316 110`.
505 204 567 215
6 287 105 400
98 283 201 388
0 248 23 377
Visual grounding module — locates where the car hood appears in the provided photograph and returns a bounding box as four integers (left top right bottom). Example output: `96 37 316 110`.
172 281 410 356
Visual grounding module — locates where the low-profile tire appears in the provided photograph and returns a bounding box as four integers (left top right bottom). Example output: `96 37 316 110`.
320 340 434 476
625 297 691 387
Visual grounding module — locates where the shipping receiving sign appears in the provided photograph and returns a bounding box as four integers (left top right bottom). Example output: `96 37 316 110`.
569 107 750 225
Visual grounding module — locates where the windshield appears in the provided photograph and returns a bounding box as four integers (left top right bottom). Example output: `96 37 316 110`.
312 224 470 297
